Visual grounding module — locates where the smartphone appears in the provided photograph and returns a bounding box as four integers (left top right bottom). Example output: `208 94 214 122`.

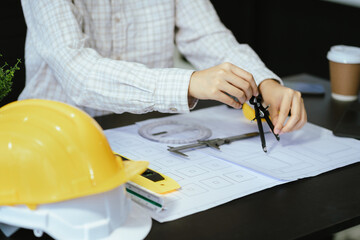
284 82 325 96
333 101 360 139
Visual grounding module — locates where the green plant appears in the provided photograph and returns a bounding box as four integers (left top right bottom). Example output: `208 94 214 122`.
0 54 21 102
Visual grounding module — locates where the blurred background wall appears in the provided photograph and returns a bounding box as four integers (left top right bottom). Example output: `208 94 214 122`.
0 0 26 107
210 0 360 80
1 0 360 107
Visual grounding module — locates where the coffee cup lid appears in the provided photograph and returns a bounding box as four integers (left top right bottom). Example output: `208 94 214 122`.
327 45 360 64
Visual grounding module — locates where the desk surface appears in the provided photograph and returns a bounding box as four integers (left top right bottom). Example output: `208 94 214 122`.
5 74 360 240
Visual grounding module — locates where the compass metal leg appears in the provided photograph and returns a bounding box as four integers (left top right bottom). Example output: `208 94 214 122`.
254 104 267 152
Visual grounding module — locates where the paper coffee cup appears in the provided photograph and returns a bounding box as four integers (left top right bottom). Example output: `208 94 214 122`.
327 45 360 101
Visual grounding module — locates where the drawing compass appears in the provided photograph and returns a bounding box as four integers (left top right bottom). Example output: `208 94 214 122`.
138 119 212 144
249 95 280 152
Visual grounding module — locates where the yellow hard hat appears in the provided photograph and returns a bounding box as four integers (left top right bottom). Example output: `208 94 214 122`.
0 99 148 209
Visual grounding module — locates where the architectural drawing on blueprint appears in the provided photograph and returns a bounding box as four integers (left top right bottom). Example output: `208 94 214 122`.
106 124 281 222
105 105 360 222
204 121 360 180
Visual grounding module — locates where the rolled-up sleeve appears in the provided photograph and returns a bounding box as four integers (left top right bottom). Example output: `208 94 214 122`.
21 0 194 115
175 0 282 86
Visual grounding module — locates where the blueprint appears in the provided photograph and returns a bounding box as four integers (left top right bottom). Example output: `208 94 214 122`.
104 105 360 222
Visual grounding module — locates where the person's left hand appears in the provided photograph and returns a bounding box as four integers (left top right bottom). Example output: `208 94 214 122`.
259 79 307 135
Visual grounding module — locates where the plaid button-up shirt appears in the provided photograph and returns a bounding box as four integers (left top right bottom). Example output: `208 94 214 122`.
20 0 280 117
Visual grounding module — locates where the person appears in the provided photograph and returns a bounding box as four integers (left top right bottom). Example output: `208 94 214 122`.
19 0 306 135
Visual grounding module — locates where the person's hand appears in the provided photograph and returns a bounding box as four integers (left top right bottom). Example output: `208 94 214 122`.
189 62 259 108
259 79 307 134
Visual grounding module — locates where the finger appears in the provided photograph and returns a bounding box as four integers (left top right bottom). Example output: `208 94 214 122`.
281 92 307 133
227 63 259 96
273 95 292 134
268 104 280 130
281 94 302 133
227 76 253 101
291 99 307 131
220 83 247 104
216 91 242 109
219 69 254 100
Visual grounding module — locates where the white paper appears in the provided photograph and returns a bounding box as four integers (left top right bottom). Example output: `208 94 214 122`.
104 105 360 222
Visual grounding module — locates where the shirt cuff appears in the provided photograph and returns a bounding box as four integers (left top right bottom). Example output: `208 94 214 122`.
154 68 195 113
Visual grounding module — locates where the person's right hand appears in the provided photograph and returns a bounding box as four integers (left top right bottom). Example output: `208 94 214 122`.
188 62 259 109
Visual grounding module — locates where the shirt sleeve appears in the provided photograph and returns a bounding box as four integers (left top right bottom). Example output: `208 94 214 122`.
21 0 194 114
175 0 283 86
